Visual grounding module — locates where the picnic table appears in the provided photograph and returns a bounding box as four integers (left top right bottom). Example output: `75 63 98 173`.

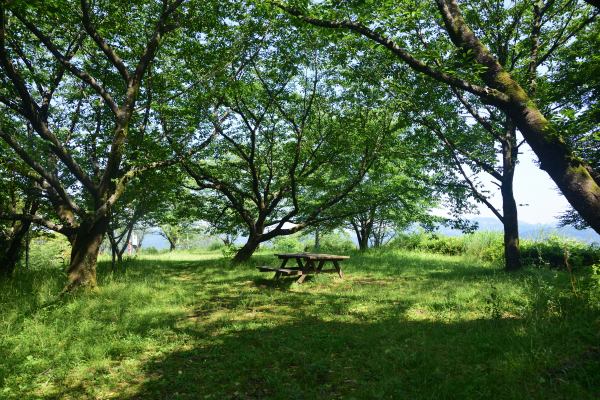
257 252 350 283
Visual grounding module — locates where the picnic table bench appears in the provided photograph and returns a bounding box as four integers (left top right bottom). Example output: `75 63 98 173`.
257 252 350 283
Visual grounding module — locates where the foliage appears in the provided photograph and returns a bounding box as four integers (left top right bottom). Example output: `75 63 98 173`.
316 230 355 253
271 234 306 253
26 233 71 270
390 231 600 269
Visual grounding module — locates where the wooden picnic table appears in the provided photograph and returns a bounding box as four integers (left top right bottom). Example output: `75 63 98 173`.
257 252 350 283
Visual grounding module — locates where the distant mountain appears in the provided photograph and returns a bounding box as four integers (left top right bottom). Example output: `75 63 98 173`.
438 217 599 244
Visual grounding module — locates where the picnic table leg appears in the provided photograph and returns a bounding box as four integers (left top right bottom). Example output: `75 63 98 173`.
333 260 344 279
316 260 325 274
274 258 288 280
296 260 314 284
296 272 307 284
295 258 304 269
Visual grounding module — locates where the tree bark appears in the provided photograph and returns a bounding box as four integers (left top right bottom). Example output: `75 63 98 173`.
0 225 28 276
500 128 522 271
64 215 109 291
232 234 261 263
0 201 37 277
357 232 369 251
351 216 372 251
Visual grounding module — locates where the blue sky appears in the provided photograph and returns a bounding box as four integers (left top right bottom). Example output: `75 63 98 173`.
468 141 570 225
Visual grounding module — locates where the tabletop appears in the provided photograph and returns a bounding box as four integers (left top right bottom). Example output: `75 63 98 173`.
274 252 350 261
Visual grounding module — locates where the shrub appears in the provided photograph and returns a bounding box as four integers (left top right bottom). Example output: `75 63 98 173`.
520 235 600 269
388 231 600 269
272 235 304 253
318 231 355 253
26 233 70 270
143 247 160 255
463 232 504 263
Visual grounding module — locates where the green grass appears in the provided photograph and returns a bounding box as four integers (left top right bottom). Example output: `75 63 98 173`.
1 249 599 399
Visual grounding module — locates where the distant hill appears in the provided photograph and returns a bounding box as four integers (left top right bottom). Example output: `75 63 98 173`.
438 217 599 244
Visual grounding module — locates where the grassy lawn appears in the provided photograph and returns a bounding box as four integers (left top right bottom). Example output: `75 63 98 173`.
1 249 599 399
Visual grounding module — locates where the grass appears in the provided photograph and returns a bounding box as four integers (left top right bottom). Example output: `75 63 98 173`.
1 248 599 399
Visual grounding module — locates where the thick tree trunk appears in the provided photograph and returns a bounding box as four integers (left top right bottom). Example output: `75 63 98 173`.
501 179 521 271
353 221 371 251
506 104 600 234
64 216 109 291
232 235 261 263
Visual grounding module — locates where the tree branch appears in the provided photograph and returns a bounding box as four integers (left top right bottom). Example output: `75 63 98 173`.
274 2 510 106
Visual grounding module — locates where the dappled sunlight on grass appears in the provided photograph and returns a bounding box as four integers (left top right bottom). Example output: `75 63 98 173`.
1 249 599 399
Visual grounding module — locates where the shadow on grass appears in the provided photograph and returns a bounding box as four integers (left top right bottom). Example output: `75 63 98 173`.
122 316 599 400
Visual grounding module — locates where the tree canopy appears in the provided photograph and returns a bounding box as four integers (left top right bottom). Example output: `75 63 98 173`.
0 0 598 288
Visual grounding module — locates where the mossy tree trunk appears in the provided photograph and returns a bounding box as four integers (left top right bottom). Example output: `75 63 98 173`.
64 215 109 291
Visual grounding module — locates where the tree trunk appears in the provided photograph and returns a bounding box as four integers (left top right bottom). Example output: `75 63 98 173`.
501 123 522 271
232 235 261 263
0 228 26 276
353 220 372 251
501 171 522 271
25 230 30 269
108 230 118 272
358 233 369 251
0 202 36 277
314 228 321 251
64 216 109 291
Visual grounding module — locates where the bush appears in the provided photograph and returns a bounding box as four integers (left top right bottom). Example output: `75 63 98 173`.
272 235 304 253
318 231 355 253
143 247 160 255
463 232 504 263
26 233 70 270
389 231 465 256
520 235 600 269
389 231 600 269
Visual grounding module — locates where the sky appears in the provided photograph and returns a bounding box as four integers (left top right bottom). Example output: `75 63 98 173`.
465 141 571 225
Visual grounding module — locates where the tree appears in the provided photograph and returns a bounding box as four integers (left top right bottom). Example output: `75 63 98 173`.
105 168 182 265
0 0 190 290
182 40 398 262
344 157 441 251
548 18 599 230
276 0 600 237
0 156 38 276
